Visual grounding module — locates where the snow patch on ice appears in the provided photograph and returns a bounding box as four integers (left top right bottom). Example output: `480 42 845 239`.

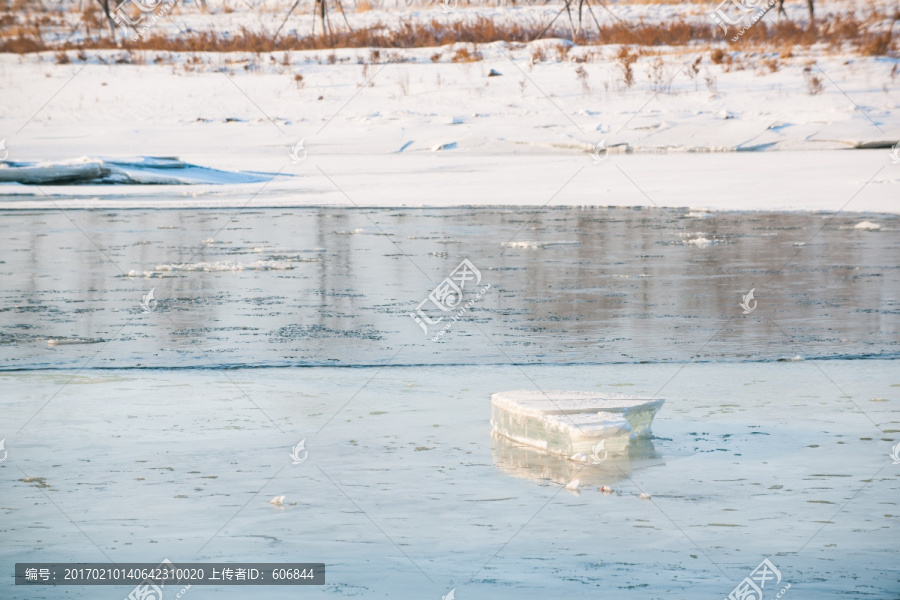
127 260 297 277
687 237 715 247
854 221 881 230
47 337 104 346
503 240 581 249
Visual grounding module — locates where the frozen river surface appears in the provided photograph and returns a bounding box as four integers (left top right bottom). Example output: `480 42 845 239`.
0 206 898 599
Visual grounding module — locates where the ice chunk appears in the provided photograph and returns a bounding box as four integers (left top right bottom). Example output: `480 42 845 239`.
490 390 664 459
0 157 103 184
0 156 272 185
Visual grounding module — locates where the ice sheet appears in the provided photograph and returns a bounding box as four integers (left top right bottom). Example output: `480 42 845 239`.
2 362 895 599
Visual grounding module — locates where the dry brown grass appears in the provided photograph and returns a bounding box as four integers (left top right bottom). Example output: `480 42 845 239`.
619 0 696 3
803 63 824 94
0 10 896 56
761 56 780 72
616 45 639 88
858 31 893 56
574 63 589 91
451 46 483 62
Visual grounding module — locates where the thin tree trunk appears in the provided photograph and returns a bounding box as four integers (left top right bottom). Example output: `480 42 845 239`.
273 0 302 42
563 0 577 41
317 0 327 36
584 0 602 39
335 0 353 33
534 4 566 41
577 0 583 36
95 0 117 39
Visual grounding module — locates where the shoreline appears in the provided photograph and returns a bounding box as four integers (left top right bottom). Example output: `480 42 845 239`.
1 151 897 212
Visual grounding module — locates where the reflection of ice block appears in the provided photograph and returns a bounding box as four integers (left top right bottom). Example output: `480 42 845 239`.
491 430 664 487
490 390 664 459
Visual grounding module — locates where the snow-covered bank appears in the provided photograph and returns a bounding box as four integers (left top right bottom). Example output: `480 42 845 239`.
2 0 899 211
1 43 898 211
3 45 897 158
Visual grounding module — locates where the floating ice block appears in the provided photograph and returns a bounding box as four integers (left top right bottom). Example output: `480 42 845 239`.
490 390 664 459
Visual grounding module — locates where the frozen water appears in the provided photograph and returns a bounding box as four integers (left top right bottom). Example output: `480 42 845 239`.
1 361 896 599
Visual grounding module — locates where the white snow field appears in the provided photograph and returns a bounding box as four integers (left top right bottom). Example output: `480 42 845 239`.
1 0 898 210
